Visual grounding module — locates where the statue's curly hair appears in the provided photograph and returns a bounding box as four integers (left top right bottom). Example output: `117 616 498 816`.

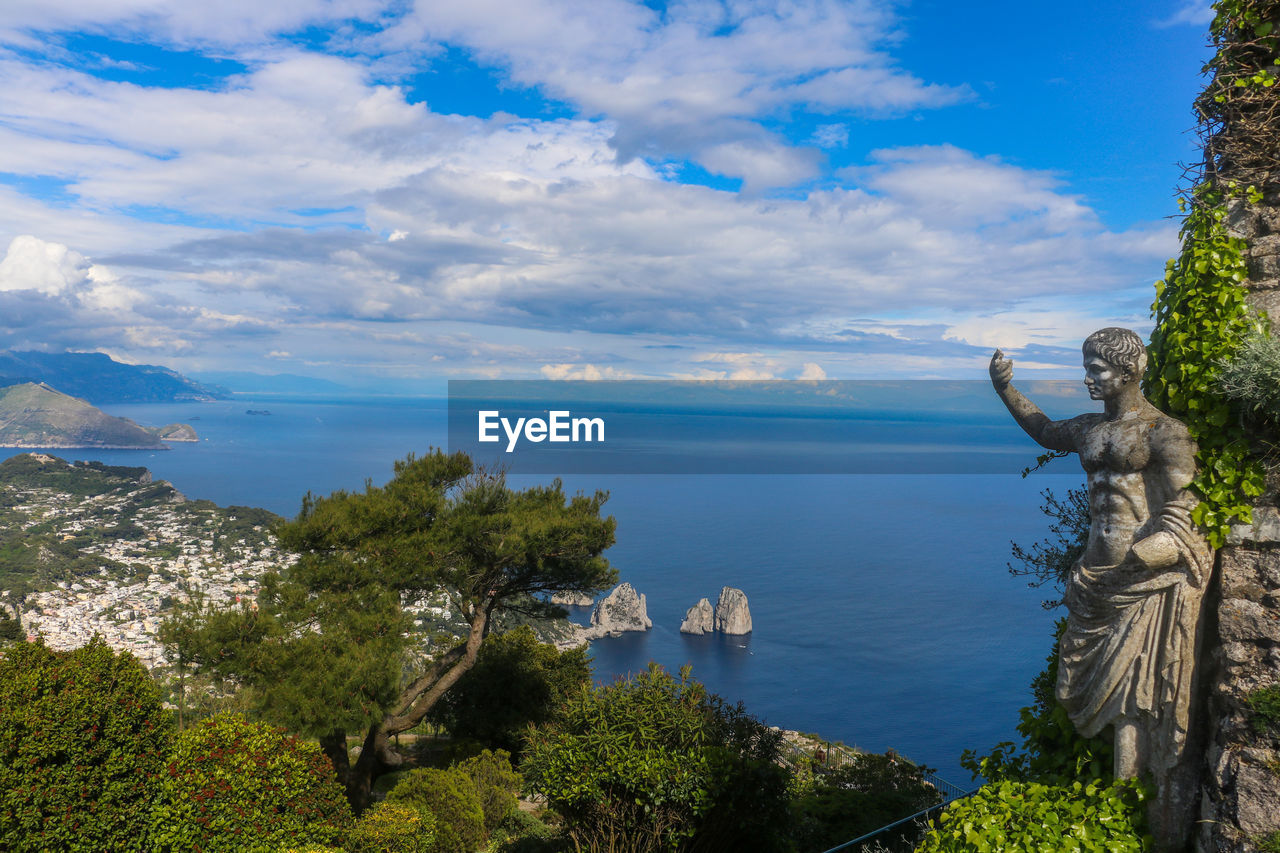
1083 328 1147 378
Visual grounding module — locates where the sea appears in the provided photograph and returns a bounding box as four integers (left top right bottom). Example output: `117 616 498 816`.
1 391 1091 784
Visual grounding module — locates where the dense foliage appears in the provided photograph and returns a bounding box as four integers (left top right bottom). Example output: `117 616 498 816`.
385 766 486 853
1145 184 1266 546
344 801 437 853
1144 0 1280 546
917 779 1150 853
455 749 521 834
791 753 942 851
0 639 173 853
427 625 591 756
489 809 566 853
166 450 617 810
1216 327 1280 445
147 714 349 852
0 611 22 640
523 664 792 853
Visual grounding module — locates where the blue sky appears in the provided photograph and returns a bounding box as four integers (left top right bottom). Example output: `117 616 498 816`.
0 0 1214 389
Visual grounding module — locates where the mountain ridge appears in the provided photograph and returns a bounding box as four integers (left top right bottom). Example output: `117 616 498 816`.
0 351 229 404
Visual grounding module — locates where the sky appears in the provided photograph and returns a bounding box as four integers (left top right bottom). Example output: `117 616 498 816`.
0 0 1216 391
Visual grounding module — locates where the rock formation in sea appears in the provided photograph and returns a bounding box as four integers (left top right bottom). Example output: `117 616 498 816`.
573 583 651 641
550 591 595 607
679 598 715 635
714 586 752 635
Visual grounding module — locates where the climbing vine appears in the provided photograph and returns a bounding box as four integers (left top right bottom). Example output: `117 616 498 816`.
1146 186 1266 547
1144 0 1279 548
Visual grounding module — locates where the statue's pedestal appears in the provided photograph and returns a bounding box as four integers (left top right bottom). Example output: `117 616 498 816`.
1198 511 1280 853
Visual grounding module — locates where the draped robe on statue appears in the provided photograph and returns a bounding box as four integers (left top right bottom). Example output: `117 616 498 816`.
1056 498 1213 772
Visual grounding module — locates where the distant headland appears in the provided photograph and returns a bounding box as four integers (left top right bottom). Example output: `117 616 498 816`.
0 383 198 449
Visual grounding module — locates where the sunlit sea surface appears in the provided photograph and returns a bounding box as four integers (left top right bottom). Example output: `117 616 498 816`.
1 395 1086 782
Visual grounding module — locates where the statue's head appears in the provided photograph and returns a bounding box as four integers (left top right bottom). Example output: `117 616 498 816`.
1082 328 1146 401
1082 327 1147 381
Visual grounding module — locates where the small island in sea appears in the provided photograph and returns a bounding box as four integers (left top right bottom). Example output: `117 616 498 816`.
0 382 198 449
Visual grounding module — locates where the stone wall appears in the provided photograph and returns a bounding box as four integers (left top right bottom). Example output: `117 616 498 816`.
1198 202 1280 853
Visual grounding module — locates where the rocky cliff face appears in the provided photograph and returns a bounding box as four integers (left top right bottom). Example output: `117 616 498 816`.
714 587 752 635
680 598 714 635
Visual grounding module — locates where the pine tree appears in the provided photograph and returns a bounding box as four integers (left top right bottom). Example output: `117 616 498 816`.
164 450 616 811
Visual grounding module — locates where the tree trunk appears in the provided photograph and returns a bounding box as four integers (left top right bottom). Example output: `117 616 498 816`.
319 728 350 792
345 724 389 814
339 604 495 812
382 602 493 736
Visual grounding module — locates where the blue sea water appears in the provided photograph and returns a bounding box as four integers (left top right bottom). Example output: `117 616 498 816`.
1 394 1084 783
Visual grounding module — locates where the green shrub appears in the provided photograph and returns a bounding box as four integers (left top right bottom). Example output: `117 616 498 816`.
1256 830 1280 853
917 779 1150 853
345 801 437 853
455 749 520 834
490 808 567 853
386 766 486 853
523 663 792 853
0 638 173 852
1217 328 1280 426
427 625 591 756
148 713 349 852
791 752 942 851
1246 684 1280 734
0 612 22 641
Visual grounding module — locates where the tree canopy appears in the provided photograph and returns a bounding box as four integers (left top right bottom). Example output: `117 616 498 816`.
165 450 616 810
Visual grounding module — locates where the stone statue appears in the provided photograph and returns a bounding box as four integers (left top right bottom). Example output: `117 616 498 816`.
990 328 1212 848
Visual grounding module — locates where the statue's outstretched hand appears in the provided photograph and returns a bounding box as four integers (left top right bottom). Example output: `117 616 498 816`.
989 349 1013 390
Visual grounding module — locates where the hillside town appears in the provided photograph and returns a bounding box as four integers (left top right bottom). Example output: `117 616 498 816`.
0 454 282 669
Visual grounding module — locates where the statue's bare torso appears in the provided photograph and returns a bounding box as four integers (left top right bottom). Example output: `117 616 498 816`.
1059 410 1193 566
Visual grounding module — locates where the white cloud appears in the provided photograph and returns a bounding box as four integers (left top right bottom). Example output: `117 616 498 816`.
539 363 634 379
0 55 652 226
381 0 968 184
811 124 849 149
1154 1 1213 28
0 235 90 296
942 304 1152 353
0 0 392 50
853 145 1094 231
798 362 827 380
2 1 967 191
699 140 822 192
0 13 1179 381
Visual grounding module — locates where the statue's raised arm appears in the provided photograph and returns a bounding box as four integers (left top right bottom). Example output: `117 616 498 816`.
988 348 1085 453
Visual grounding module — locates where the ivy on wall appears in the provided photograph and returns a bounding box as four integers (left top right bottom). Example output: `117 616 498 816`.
1146 186 1266 547
1144 0 1278 547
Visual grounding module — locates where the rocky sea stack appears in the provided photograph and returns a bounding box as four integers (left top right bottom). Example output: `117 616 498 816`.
680 587 752 635
576 582 652 641
680 597 715 635
714 586 752 634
